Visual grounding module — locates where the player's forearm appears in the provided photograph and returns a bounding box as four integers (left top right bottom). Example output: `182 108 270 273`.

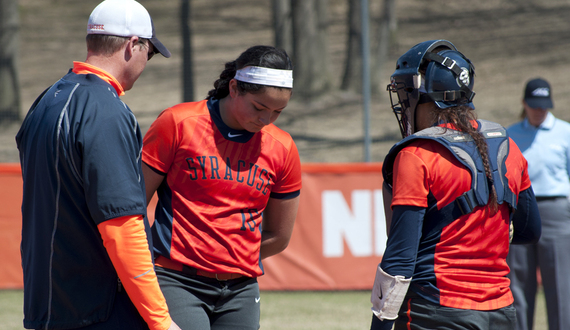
380 205 424 277
511 187 541 244
98 215 172 330
260 231 290 260
259 196 299 259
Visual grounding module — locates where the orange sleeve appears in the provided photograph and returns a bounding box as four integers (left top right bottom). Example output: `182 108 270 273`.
98 215 172 330
272 137 302 193
391 149 430 208
142 106 179 173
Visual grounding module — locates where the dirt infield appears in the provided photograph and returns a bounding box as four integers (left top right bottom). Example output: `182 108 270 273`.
3 0 570 164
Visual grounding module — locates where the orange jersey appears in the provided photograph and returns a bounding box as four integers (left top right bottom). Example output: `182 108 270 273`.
386 124 531 310
142 99 302 277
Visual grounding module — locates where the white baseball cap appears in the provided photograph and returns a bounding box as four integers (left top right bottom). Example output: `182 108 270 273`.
87 0 171 58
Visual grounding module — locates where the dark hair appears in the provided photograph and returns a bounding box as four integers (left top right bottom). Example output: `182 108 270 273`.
433 105 499 212
206 45 293 100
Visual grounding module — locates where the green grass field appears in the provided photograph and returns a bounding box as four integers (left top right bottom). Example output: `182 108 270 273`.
0 289 548 330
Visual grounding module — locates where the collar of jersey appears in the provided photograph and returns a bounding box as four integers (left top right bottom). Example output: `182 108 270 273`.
72 61 125 96
207 98 254 143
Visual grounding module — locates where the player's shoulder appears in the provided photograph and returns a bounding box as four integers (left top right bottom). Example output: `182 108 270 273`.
507 137 524 156
398 138 459 169
261 124 295 147
158 99 210 124
402 138 444 153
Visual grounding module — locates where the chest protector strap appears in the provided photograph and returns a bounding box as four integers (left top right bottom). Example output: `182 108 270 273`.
382 120 517 234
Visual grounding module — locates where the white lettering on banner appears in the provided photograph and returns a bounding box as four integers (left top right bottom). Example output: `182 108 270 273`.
374 190 388 256
322 190 387 257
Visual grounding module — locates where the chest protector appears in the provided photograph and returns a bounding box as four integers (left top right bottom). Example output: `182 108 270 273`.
383 120 517 233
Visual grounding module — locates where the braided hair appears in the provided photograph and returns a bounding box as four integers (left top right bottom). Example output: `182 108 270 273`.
418 46 498 212
433 105 499 213
206 45 293 100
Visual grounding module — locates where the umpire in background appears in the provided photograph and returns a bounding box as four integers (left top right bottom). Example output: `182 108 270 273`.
16 0 180 329
507 78 570 330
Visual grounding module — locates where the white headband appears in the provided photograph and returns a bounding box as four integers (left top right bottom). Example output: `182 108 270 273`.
234 66 293 88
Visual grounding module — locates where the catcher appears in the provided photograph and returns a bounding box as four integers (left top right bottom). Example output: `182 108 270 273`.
370 39 541 330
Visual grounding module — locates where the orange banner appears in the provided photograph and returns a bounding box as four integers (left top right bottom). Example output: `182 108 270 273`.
1 163 387 291
258 163 387 290
0 164 25 289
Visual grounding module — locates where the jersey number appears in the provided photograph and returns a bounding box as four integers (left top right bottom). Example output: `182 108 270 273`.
240 208 259 232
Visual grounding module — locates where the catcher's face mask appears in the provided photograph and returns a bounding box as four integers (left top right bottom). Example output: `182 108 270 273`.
387 74 422 138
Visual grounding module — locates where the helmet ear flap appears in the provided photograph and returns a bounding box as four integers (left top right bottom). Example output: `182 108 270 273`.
422 49 476 109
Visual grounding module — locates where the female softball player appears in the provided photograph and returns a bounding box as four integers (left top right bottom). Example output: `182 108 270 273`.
370 40 542 330
141 45 301 330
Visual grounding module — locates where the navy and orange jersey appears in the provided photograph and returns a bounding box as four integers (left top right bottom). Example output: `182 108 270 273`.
381 122 532 311
142 98 302 277
16 62 152 329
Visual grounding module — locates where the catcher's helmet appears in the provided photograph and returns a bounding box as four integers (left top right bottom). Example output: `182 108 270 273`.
387 39 476 137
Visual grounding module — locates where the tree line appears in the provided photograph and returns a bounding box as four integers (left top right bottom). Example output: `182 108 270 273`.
0 0 397 121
